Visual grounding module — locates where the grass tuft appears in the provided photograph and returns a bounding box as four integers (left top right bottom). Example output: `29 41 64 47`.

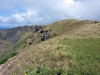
51 51 68 61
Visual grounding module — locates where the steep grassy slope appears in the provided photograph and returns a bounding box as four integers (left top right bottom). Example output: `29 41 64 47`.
0 39 13 59
0 19 100 75
0 39 14 64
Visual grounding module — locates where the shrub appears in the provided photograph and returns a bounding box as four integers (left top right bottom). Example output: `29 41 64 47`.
25 66 67 75
51 51 68 61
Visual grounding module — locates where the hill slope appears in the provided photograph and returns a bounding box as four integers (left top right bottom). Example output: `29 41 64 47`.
0 19 100 75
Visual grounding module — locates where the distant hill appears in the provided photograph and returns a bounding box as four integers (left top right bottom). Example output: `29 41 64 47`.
0 19 100 75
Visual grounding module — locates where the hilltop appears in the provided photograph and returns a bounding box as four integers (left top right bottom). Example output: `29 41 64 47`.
0 19 100 75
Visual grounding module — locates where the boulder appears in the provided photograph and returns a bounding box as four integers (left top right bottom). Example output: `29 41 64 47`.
41 33 50 41
94 21 98 23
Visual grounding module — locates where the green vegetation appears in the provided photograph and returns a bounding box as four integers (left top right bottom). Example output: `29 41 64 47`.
14 38 27 51
0 35 27 65
0 40 14 65
0 36 27 65
59 38 100 75
24 66 67 75
0 37 7 40
0 51 18 64
24 38 100 75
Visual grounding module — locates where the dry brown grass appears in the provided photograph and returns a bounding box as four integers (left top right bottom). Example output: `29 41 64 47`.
51 50 68 61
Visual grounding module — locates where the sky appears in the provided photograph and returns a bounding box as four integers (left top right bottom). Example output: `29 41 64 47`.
0 0 100 27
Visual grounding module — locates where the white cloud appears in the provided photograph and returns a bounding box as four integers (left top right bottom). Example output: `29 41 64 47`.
0 10 45 25
11 14 25 22
0 0 100 27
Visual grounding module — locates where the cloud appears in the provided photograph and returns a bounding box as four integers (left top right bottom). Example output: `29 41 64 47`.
0 10 40 24
0 0 100 27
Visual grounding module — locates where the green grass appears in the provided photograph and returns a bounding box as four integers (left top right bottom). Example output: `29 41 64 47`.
59 38 100 75
0 51 18 64
14 37 27 51
23 66 67 75
0 32 31 65
0 40 14 65
0 36 26 65
0 38 27 64
0 37 7 40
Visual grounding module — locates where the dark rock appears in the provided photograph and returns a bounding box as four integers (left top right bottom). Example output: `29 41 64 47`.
50 29 52 31
45 30 48 33
34 26 43 32
54 33 57 36
25 41 27 44
94 21 98 23
40 30 44 33
57 72 62 75
29 42 32 45
36 69 40 73
41 33 50 41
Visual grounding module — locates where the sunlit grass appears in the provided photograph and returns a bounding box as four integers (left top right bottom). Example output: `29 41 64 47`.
59 38 100 75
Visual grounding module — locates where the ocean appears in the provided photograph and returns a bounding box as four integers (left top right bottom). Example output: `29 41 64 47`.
0 27 11 30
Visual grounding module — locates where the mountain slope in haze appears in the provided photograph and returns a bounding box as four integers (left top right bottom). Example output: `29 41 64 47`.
0 25 36 64
0 19 100 75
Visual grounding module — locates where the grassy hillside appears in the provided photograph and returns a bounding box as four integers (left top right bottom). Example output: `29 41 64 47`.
59 38 100 75
0 19 100 75
0 39 14 64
